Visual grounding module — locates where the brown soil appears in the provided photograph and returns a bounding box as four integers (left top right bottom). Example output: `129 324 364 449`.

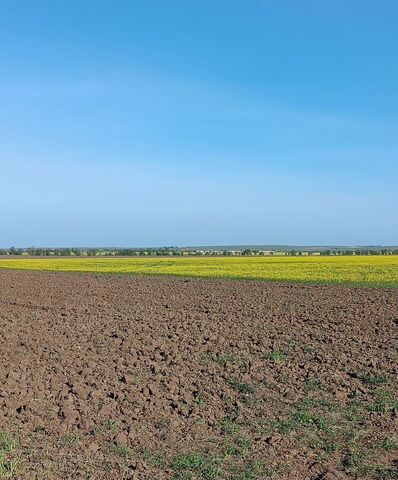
0 270 397 480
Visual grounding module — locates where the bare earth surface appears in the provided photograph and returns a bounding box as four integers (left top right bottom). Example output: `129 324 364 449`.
0 270 397 479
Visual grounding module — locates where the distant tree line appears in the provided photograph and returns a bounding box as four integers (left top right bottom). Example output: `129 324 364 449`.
3 247 84 256
1 247 398 257
318 249 398 256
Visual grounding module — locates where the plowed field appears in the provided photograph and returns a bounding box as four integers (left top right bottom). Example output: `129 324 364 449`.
0 270 397 479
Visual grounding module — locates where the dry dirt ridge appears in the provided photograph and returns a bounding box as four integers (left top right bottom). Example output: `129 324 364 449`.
0 270 397 479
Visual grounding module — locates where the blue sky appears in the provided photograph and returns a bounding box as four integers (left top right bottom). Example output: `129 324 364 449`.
0 0 397 247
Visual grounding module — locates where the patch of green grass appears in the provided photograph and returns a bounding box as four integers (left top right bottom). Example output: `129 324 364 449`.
297 396 317 408
142 448 167 468
267 351 287 363
264 388 397 475
236 437 251 454
292 411 329 432
194 396 205 406
104 419 118 431
270 407 329 436
172 452 221 479
344 400 366 422
342 451 368 474
156 418 171 429
0 433 15 453
269 418 296 435
107 441 132 458
224 444 240 456
60 434 79 446
200 352 214 366
343 454 398 480
303 378 323 391
223 436 252 458
216 354 236 367
200 352 236 368
221 418 242 435
379 436 398 452
93 419 119 435
0 432 19 478
227 459 265 479
322 439 339 454
309 434 339 454
372 466 398 480
285 339 295 350
227 379 255 395
0 454 19 477
173 454 205 470
268 397 366 463
170 446 271 480
356 372 388 386
368 389 398 415
342 428 365 450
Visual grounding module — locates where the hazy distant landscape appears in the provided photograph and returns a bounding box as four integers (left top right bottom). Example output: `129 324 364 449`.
2 244 398 257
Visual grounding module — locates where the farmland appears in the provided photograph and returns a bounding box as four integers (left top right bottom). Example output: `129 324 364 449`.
0 255 398 287
0 269 397 479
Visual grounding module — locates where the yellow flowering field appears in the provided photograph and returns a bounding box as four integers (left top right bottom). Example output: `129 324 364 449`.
0 255 398 287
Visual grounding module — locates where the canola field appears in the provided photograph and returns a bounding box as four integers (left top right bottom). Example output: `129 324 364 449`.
0 255 398 287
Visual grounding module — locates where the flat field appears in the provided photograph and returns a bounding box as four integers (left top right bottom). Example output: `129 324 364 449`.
0 255 398 287
0 270 397 479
